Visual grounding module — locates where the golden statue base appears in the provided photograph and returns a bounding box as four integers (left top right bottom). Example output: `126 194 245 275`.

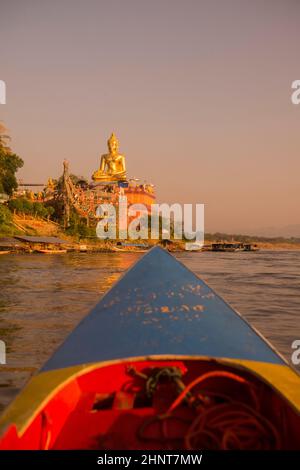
92 170 126 182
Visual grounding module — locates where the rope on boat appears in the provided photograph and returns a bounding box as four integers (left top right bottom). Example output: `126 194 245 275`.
137 369 282 450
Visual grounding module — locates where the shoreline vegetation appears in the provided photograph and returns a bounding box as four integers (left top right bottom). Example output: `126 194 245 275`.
0 214 300 253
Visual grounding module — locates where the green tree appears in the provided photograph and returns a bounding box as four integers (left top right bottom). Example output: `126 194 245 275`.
0 204 12 225
9 197 56 221
32 202 44 218
8 198 24 213
0 124 24 195
45 198 64 222
46 206 55 220
0 152 24 195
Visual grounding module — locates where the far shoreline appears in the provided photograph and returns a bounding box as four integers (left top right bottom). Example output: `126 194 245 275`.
1 237 300 255
1 216 300 254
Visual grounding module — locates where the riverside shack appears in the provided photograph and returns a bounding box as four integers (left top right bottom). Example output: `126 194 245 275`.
14 236 68 253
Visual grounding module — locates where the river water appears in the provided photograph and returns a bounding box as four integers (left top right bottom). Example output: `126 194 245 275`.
0 250 299 412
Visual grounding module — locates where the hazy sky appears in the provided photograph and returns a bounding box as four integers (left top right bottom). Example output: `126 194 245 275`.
0 0 299 233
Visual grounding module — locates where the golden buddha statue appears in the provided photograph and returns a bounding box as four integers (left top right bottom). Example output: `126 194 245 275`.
92 133 126 182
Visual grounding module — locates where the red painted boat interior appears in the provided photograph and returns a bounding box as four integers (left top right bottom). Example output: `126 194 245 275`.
1 359 300 450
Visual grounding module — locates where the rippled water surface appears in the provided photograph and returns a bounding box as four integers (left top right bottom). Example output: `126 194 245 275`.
0 250 299 411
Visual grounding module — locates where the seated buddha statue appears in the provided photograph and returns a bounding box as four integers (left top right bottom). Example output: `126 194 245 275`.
92 133 126 182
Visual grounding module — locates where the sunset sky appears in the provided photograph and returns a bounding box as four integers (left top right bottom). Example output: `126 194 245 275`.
0 0 299 235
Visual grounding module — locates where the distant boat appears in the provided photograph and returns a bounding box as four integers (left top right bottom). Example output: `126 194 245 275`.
0 247 299 450
0 250 11 255
113 242 150 252
185 242 203 251
35 249 67 254
243 243 260 252
211 243 259 252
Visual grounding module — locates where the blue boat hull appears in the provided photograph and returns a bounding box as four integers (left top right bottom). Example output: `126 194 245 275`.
43 246 284 371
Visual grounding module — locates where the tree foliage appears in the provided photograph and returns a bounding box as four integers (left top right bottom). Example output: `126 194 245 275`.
66 209 95 238
0 204 12 225
0 124 24 195
8 198 54 219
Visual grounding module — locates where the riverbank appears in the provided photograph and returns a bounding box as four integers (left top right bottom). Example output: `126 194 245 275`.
1 237 300 254
0 215 300 253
